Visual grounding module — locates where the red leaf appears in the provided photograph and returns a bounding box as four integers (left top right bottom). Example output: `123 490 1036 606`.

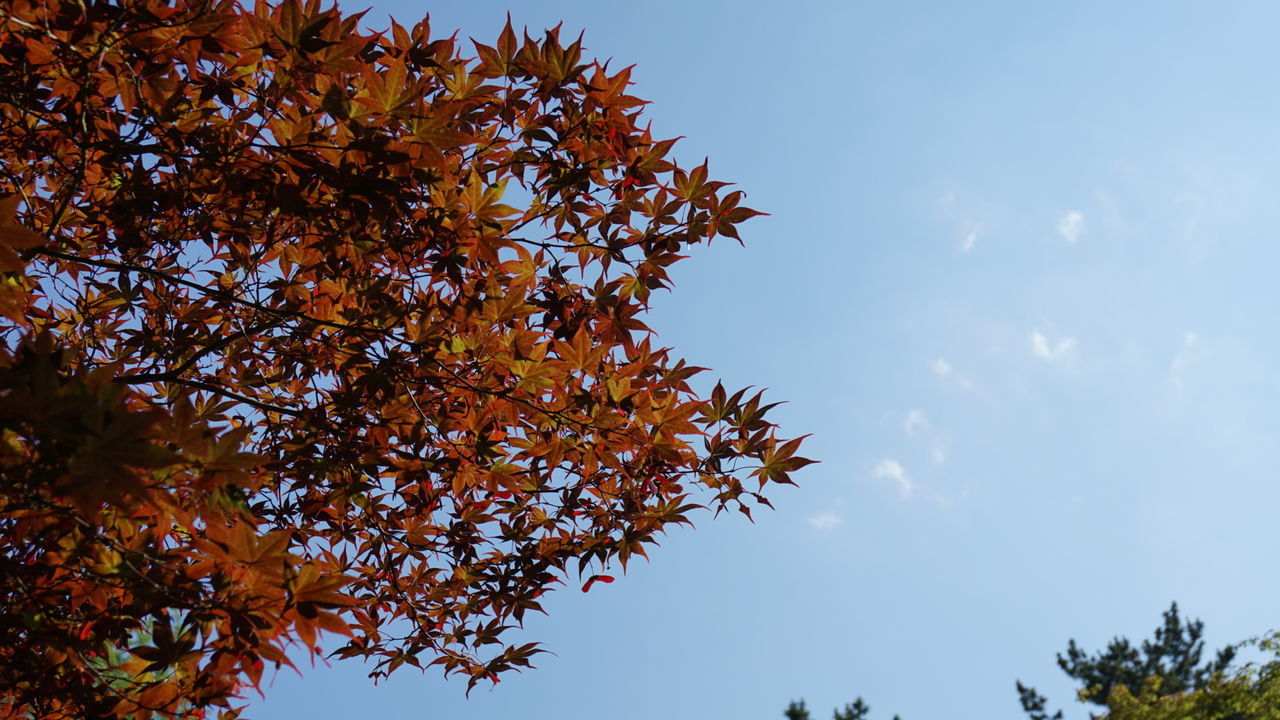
581 575 614 592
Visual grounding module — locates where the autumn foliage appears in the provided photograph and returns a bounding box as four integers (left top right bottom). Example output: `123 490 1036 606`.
0 0 811 717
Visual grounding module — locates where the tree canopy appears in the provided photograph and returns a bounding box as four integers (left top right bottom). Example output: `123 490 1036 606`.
1102 633 1280 720
780 605 1268 720
0 0 811 717
1017 603 1239 720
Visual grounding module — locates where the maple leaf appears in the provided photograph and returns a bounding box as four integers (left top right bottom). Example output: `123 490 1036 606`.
0 195 45 272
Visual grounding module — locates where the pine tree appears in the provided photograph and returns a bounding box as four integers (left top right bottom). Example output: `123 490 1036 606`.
1017 602 1237 719
784 700 812 720
833 698 872 720
785 696 898 720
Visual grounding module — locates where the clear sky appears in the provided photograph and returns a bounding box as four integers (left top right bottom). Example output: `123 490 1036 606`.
250 2 1280 718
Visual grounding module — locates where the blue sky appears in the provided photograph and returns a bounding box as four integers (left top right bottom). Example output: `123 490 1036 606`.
251 2 1280 718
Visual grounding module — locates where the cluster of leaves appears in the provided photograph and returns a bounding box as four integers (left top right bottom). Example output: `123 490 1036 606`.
0 0 810 716
0 333 352 719
1017 603 1238 720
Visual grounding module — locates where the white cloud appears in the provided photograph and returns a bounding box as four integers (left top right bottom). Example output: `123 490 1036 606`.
896 410 949 465
1057 211 1084 243
932 357 974 390
1031 331 1077 362
873 458 914 498
932 357 952 377
903 409 929 437
960 223 981 253
931 444 947 464
1031 332 1051 358
1174 194 1204 237
807 512 842 532
1170 331 1199 391
938 192 990 254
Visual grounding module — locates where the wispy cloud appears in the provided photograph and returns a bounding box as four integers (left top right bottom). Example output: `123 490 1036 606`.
931 356 974 390
1057 211 1084 243
873 458 914 498
903 409 929 437
960 222 981 253
807 512 843 532
872 458 949 504
1031 331 1077 362
931 444 947 464
1170 331 1199 391
1174 194 1204 238
902 410 948 464
939 191 989 254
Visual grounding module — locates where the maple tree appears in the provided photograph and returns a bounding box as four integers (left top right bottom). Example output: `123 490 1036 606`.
0 1 812 718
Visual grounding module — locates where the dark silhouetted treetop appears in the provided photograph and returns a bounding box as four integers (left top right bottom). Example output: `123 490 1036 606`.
1017 603 1238 720
1104 632 1280 720
785 700 812 720
786 696 898 720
